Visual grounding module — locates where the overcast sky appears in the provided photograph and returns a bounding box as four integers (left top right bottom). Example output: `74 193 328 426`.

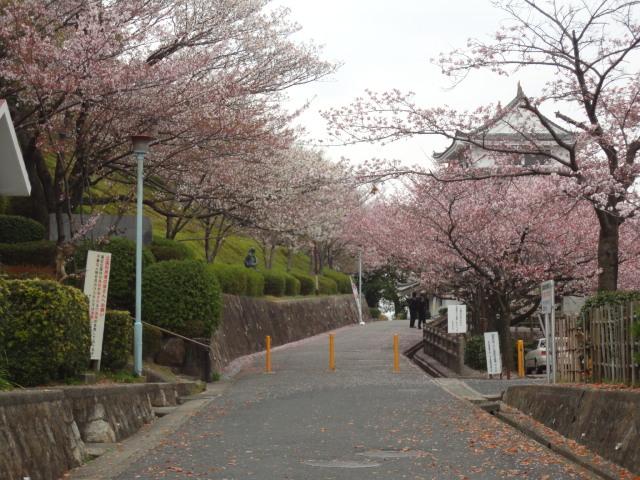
275 0 550 168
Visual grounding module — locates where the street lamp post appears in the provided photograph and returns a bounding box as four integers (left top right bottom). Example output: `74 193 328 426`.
358 250 365 325
131 134 154 376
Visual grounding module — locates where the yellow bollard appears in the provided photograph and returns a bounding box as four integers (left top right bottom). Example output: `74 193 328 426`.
329 333 336 371
393 334 400 372
265 335 272 373
517 339 525 378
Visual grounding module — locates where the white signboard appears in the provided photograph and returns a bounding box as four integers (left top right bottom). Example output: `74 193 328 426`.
447 305 467 334
484 332 502 375
83 250 112 362
541 280 555 314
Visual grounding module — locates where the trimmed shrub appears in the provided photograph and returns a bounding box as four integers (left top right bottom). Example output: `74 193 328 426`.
323 270 352 294
209 264 248 295
263 270 286 296
369 307 382 319
0 197 7 214
0 279 90 386
143 260 221 338
581 290 640 313
284 273 301 296
464 335 487 371
0 215 45 243
150 238 194 262
318 276 338 295
245 269 264 297
73 237 155 312
0 240 57 266
438 307 448 316
292 272 315 295
101 310 133 371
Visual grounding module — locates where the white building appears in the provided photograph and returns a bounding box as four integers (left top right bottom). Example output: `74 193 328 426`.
434 84 572 168
0 99 30 197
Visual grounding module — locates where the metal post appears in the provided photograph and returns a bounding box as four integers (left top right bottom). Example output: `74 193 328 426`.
329 333 335 371
358 250 364 325
517 340 525 378
265 335 272 373
551 308 556 384
393 334 400 372
134 152 144 376
545 313 550 383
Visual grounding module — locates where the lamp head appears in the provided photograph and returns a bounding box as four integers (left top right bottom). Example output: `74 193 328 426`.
130 134 155 154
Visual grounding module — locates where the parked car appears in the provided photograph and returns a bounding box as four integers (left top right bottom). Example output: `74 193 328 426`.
524 338 547 374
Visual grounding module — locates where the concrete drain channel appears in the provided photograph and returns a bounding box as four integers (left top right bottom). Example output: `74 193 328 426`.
304 449 423 469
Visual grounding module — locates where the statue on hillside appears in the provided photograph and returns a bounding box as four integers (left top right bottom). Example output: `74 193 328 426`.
244 248 258 269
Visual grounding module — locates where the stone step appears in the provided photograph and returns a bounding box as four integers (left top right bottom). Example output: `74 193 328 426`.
84 443 114 459
153 406 178 418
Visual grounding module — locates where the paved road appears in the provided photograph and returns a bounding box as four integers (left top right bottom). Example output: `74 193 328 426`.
117 320 593 479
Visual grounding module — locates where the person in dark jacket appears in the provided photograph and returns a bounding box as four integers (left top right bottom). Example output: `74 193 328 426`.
407 292 418 328
417 292 429 329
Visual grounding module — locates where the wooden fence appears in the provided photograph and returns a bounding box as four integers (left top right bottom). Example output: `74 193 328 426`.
555 303 639 386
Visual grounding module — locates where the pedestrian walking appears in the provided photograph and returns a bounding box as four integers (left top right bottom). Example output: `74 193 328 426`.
407 292 418 328
417 292 429 329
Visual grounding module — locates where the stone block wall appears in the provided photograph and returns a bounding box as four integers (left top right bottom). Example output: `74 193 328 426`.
210 294 364 373
0 382 189 480
503 385 640 474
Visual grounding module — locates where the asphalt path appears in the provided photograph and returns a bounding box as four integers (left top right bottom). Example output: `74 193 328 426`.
117 320 594 480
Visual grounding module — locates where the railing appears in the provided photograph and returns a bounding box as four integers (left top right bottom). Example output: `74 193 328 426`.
143 322 213 383
422 325 466 374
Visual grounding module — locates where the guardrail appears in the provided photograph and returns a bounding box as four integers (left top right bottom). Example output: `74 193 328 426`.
422 325 466 374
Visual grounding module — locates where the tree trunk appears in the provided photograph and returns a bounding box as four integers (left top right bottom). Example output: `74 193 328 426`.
595 209 620 291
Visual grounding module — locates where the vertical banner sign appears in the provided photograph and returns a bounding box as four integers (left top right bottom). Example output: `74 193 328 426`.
447 305 467 334
83 250 112 362
484 332 502 375
540 280 554 314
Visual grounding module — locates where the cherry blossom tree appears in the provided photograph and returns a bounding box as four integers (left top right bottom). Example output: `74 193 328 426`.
326 0 640 291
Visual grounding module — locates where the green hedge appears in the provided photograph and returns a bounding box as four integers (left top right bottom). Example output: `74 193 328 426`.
208 264 247 295
0 279 90 386
323 270 352 294
318 276 338 295
143 324 164 361
0 240 57 266
292 272 315 295
0 215 45 243
245 269 264 297
150 238 195 262
263 270 286 296
581 291 640 313
101 310 132 371
143 260 221 337
284 273 301 296
369 307 381 319
465 335 487 371
73 237 155 312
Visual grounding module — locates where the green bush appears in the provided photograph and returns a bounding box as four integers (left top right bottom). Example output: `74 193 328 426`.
245 269 264 297
143 260 221 337
292 272 315 295
0 240 57 266
284 273 301 296
0 215 45 243
0 279 91 386
438 307 448 316
581 291 640 313
323 270 352 294
73 237 155 312
369 307 381 319
208 264 247 295
465 335 487 371
263 270 286 296
317 276 338 295
150 238 194 262
101 310 132 371
0 197 7 215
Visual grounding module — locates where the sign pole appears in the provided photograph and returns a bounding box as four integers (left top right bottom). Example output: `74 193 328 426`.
358 250 364 325
551 307 556 384
134 151 144 376
545 313 551 383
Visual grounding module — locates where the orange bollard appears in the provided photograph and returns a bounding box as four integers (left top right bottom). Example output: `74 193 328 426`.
393 334 400 372
329 333 336 371
265 335 272 373
517 339 525 378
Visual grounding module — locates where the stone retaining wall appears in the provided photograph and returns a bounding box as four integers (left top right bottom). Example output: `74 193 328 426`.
503 385 640 474
210 294 365 373
0 382 192 480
